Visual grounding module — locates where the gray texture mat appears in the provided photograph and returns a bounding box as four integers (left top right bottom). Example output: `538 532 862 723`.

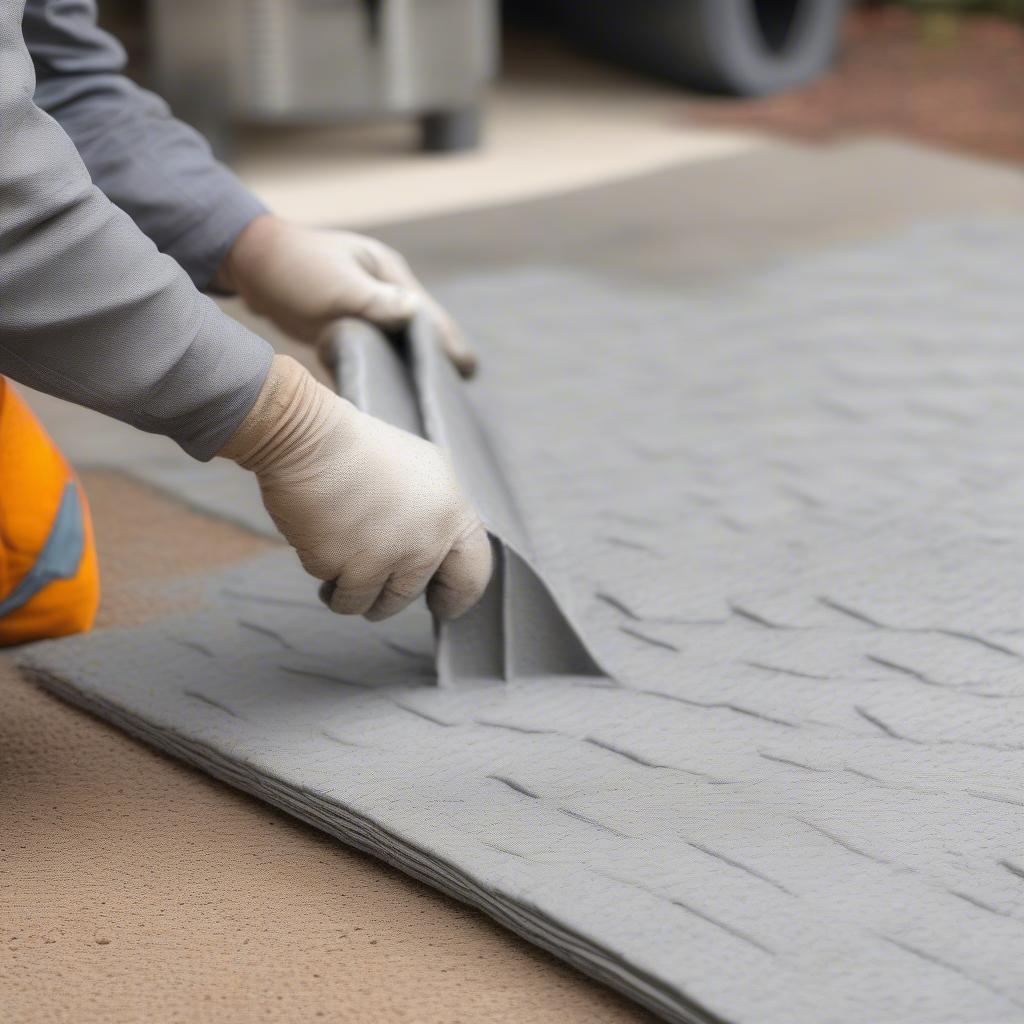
25 219 1024 1024
331 318 605 685
23 138 1024 541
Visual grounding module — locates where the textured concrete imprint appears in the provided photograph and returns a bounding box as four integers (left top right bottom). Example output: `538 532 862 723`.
24 220 1024 1024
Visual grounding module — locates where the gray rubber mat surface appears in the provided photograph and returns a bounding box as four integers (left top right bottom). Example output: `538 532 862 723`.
330 318 607 685
25 220 1024 1023
24 139 1024 542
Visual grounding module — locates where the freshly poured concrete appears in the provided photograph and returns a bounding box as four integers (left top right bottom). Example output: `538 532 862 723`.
26 221 1024 1023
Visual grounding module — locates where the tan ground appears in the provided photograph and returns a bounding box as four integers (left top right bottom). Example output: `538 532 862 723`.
0 470 653 1024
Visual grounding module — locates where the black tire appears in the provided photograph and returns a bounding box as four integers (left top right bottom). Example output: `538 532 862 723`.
420 107 483 153
556 0 849 97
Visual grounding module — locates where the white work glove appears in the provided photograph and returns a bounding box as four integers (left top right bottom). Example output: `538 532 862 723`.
216 216 477 376
219 355 492 621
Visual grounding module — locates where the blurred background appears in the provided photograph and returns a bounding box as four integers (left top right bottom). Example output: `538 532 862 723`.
94 0 1024 229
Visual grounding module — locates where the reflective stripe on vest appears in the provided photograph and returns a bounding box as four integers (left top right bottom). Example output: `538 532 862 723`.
0 481 85 618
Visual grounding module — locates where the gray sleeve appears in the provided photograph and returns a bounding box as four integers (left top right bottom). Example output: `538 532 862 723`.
23 0 266 289
0 0 273 461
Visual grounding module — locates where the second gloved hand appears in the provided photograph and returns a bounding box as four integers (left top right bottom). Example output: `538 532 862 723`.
216 216 478 376
219 355 492 621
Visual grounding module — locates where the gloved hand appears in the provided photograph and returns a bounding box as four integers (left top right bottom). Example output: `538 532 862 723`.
219 354 492 621
215 215 477 376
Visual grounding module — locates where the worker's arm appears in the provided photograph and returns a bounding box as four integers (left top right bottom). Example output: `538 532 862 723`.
23 0 265 289
23 0 476 372
1 0 271 460
1 0 491 619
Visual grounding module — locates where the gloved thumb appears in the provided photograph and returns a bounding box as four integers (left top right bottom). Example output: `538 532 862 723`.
426 524 493 620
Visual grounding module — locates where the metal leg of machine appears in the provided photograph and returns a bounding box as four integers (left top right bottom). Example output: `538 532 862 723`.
420 106 483 154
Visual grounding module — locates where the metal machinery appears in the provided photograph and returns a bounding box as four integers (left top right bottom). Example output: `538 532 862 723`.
147 0 498 153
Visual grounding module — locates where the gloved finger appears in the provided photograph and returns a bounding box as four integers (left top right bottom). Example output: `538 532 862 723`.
422 294 478 379
426 523 493 620
364 560 440 622
353 277 421 329
369 246 478 378
327 573 389 617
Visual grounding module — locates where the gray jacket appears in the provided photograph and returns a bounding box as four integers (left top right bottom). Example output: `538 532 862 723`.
1 0 271 459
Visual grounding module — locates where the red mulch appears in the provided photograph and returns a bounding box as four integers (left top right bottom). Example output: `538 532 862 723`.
684 6 1024 166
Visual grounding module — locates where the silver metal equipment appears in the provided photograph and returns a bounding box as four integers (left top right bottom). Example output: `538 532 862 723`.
147 0 499 153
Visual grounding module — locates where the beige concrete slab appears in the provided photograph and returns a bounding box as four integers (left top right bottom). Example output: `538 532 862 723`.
0 471 654 1024
233 35 758 228
368 137 1024 292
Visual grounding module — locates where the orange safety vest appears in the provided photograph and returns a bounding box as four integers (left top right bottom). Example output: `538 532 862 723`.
0 377 99 646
